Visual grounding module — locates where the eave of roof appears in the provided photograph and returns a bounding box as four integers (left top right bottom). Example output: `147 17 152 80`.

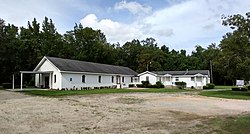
152 70 210 76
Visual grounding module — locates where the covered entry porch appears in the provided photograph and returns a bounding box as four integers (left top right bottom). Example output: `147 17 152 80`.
20 71 53 90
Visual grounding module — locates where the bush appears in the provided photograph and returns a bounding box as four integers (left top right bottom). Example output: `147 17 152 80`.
203 86 208 89
2 83 11 89
246 85 250 90
175 81 186 89
141 81 150 87
137 81 164 88
129 84 135 88
145 84 153 88
203 83 215 90
232 87 248 91
148 84 162 88
156 81 164 88
207 83 215 89
136 84 143 88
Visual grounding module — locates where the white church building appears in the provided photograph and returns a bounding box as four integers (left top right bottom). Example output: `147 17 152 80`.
20 56 137 90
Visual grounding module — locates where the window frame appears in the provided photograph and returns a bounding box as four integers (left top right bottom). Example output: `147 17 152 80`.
112 76 114 83
98 76 101 83
82 75 85 83
54 75 56 83
122 76 124 83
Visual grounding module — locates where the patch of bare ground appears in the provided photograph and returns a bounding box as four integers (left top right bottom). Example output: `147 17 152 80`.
1 90 250 133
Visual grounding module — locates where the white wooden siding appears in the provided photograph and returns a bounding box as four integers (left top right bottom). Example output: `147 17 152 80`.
61 73 133 89
138 72 210 88
139 73 157 84
35 59 61 89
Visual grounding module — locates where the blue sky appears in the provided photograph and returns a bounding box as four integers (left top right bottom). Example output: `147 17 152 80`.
0 0 249 53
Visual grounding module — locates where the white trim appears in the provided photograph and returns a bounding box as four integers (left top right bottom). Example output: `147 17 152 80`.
33 56 60 72
138 71 157 76
60 71 134 76
20 73 23 90
164 74 172 77
20 71 53 74
194 73 204 76
33 56 46 71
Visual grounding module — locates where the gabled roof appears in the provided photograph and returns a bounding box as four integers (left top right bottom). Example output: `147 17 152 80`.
152 70 210 76
138 71 157 76
43 56 137 75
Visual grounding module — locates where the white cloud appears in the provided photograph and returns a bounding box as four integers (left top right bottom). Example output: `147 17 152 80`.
141 0 250 52
2 0 249 53
79 0 250 53
80 14 142 44
114 0 152 15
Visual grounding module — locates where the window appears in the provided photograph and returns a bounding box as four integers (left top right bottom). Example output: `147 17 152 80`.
70 78 72 81
131 77 133 83
191 77 194 81
54 75 56 83
98 76 101 83
82 75 85 83
112 76 114 83
175 77 179 81
158 77 161 82
146 76 149 81
134 77 138 82
122 76 124 83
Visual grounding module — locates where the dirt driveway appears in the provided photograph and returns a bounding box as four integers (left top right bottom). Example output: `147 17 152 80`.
1 90 250 133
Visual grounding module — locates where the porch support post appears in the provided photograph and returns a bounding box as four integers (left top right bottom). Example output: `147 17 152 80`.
202 76 204 85
38 73 40 87
49 73 52 89
12 74 14 89
20 72 23 90
194 76 197 88
171 77 173 88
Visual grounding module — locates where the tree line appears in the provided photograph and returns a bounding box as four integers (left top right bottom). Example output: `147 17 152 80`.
0 12 250 85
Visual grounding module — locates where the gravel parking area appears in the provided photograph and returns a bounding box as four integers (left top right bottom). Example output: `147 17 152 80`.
1 90 250 133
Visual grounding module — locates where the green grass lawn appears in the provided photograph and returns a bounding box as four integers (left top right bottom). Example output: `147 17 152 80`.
199 90 250 100
207 114 250 134
214 85 233 89
20 88 189 96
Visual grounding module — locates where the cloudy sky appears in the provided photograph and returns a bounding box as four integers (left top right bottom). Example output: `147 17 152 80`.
0 0 249 53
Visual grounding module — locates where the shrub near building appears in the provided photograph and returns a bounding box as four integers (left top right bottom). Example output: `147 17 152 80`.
136 81 164 88
175 81 187 89
203 83 215 89
155 81 164 88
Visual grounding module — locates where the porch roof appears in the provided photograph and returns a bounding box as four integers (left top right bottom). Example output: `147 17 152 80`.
20 71 53 74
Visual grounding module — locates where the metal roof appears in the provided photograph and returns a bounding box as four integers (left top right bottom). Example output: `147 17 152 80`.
152 70 210 76
46 56 138 76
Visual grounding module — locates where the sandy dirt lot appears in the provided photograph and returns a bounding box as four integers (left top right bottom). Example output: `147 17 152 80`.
1 90 250 134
